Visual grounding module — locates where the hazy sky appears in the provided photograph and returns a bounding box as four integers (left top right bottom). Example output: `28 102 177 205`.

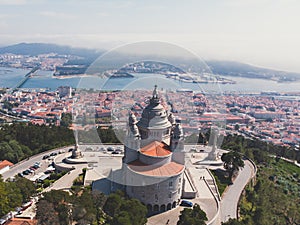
1 0 300 72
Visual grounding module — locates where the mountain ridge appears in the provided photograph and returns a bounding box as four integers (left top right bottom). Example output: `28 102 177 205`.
0 43 299 81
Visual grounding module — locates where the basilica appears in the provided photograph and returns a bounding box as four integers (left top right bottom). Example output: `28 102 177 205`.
121 85 186 212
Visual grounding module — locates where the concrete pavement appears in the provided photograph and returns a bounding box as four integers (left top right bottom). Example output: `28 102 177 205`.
43 165 86 192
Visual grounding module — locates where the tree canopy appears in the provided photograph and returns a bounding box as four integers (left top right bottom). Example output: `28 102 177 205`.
103 191 147 225
221 151 245 182
0 176 36 217
177 203 207 225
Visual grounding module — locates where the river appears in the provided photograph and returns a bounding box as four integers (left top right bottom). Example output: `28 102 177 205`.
1 67 299 93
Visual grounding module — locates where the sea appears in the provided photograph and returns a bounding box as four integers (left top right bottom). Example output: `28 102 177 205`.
1 67 300 94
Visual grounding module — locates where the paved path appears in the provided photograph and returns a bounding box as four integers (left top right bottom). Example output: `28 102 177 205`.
43 166 85 192
2 146 71 180
220 160 255 222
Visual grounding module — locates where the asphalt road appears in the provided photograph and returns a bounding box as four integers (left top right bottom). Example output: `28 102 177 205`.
2 146 72 180
220 160 255 222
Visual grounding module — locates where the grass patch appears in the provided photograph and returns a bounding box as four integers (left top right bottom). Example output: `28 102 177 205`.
210 169 232 195
73 168 87 186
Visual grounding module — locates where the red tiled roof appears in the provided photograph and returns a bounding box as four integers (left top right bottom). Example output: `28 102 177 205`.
128 160 184 177
140 141 171 157
0 160 13 170
6 218 37 225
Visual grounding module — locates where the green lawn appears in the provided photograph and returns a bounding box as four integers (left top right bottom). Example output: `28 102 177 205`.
210 169 232 195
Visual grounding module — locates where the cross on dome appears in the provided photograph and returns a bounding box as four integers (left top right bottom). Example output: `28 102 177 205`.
152 85 158 99
150 85 160 105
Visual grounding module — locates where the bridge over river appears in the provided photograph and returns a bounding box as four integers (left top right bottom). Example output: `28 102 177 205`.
8 66 39 93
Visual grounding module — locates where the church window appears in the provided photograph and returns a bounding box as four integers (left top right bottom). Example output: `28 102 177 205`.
169 181 173 187
169 193 171 198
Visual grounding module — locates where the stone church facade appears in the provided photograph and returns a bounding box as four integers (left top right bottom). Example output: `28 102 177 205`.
122 85 186 212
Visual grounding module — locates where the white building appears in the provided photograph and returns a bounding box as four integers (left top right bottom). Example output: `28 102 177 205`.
0 160 13 175
122 85 186 213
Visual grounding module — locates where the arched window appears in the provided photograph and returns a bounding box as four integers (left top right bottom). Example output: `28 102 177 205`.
167 203 172 210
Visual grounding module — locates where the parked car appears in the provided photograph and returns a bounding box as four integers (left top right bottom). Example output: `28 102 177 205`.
27 169 34 173
180 200 193 207
22 170 29 175
50 152 57 156
107 147 114 152
115 148 123 152
34 162 41 167
44 170 54 174
21 201 33 211
32 165 39 169
42 155 49 160
112 151 120 154
18 172 24 177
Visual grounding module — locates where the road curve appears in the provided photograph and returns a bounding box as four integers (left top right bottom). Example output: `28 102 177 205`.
2 146 72 180
220 160 255 222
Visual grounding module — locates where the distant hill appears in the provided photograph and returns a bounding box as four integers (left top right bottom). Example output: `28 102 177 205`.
0 43 102 60
0 43 299 81
206 60 300 82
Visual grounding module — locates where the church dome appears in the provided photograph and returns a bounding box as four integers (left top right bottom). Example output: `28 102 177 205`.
137 85 172 130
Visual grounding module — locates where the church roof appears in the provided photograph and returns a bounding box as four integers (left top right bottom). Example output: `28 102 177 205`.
137 85 172 130
128 160 184 177
140 141 171 157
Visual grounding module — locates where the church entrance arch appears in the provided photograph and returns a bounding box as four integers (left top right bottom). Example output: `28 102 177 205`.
172 201 176 208
167 203 172 210
147 204 152 212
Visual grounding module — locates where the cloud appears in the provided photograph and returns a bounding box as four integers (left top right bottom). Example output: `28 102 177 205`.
0 21 8 29
0 0 44 5
39 11 76 20
0 14 19 19
97 12 109 17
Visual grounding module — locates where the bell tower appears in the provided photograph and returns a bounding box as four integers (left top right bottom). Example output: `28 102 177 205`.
123 112 140 163
171 119 185 164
